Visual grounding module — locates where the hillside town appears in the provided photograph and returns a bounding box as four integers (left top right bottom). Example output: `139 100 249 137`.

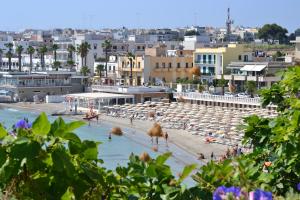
0 8 299 105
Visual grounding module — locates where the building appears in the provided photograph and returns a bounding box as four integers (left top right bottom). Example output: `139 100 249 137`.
193 44 250 83
93 55 121 84
291 36 300 62
0 71 84 101
182 35 210 50
74 33 105 72
118 55 146 86
53 37 75 67
222 61 292 91
145 45 194 83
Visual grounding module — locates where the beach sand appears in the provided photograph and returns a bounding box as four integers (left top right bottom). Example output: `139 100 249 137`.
0 102 229 162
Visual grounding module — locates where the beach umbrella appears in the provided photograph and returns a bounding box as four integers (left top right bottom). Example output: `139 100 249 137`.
148 123 163 137
111 127 123 136
139 152 151 162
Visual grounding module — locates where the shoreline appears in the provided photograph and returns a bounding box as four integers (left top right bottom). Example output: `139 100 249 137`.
0 102 228 163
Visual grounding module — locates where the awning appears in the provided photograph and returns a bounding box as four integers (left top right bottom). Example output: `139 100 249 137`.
240 65 266 72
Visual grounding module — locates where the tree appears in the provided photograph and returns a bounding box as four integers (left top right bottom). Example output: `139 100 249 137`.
15 45 24 72
27 46 35 71
217 75 228 95
245 80 257 97
80 66 90 76
77 42 91 67
67 44 75 69
295 28 300 37
38 45 48 70
184 30 199 36
258 24 288 44
52 44 59 63
127 52 135 86
53 61 61 71
5 43 13 71
0 49 3 69
102 40 112 78
96 64 104 79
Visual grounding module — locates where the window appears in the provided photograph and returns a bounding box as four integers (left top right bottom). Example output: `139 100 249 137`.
197 55 201 63
94 53 97 59
109 66 111 71
137 46 141 50
192 63 193 67
156 63 159 68
142 46 145 50
162 63 165 68
180 51 183 56
121 46 124 50
208 55 212 64
203 55 207 63
177 63 181 68
113 66 115 72
138 62 141 68
168 63 172 68
238 55 242 60
213 55 216 64
244 55 248 62
113 46 117 50
122 61 125 68
93 44 97 49
185 63 189 68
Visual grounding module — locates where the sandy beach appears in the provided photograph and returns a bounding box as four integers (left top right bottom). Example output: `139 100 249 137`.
0 102 229 162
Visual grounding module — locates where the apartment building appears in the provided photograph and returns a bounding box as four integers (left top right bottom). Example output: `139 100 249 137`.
193 44 250 83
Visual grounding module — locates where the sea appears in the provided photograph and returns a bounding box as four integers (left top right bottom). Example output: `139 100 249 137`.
0 107 201 186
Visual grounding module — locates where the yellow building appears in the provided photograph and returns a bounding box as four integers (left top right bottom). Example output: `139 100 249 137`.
193 44 250 82
118 45 195 85
118 56 145 86
145 45 194 83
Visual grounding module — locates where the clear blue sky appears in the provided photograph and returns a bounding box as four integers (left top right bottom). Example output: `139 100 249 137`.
0 0 298 33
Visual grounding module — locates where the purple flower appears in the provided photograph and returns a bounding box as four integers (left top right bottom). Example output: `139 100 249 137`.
213 186 241 200
15 119 31 129
252 189 272 200
297 183 300 191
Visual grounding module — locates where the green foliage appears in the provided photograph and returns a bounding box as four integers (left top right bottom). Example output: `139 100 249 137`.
258 23 288 44
184 30 199 36
245 81 257 97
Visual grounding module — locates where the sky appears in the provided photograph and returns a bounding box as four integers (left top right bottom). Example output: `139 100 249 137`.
0 0 298 33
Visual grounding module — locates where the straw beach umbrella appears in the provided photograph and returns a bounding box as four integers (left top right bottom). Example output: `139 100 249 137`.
148 123 163 137
139 152 151 162
111 127 123 136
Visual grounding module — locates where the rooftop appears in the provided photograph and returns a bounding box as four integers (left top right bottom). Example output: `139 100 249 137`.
66 92 134 99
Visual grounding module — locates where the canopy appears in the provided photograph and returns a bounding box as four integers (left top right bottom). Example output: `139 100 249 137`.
240 65 266 72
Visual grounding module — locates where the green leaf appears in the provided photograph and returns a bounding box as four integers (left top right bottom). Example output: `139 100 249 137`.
65 121 86 132
32 112 51 136
146 164 157 178
0 124 7 139
156 152 172 165
61 187 75 200
82 141 100 160
178 164 197 183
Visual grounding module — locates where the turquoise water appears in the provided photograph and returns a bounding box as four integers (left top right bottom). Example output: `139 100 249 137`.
0 107 201 185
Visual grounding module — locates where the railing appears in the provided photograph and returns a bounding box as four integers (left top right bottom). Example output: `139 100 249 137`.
174 92 261 105
0 83 72 88
91 85 120 92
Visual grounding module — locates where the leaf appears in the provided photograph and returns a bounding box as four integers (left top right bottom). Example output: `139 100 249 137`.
146 164 157 178
32 112 51 136
65 121 85 132
0 147 7 167
178 164 197 183
61 187 75 200
156 152 172 165
82 141 100 160
0 124 7 139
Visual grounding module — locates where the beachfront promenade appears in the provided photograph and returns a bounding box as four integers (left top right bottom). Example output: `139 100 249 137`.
174 92 275 108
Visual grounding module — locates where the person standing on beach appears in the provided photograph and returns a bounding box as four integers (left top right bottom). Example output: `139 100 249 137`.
211 152 214 161
156 137 159 145
108 133 112 140
130 115 133 126
164 132 168 144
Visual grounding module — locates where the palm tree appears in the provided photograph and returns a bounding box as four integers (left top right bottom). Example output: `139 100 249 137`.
80 66 90 76
127 52 135 86
5 43 13 71
52 44 59 62
0 49 3 69
27 46 35 71
66 44 75 70
96 64 104 82
77 42 91 67
38 45 48 70
101 40 112 78
245 81 257 98
16 45 24 72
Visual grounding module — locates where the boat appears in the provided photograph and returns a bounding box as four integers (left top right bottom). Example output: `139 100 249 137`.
83 114 99 120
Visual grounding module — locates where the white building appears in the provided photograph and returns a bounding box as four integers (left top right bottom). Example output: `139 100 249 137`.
291 36 300 61
93 55 120 81
74 33 106 72
53 36 75 67
182 35 210 50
